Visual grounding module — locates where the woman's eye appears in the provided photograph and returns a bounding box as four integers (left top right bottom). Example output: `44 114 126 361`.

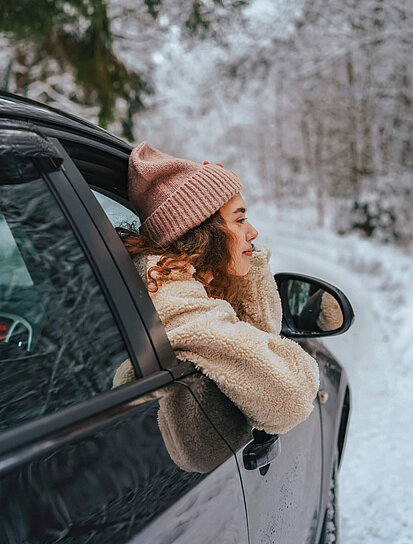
237 217 247 224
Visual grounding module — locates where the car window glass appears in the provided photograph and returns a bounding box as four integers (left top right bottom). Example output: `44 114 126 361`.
93 190 139 229
0 162 130 432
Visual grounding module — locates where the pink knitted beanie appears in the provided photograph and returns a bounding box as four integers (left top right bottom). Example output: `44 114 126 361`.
128 141 243 246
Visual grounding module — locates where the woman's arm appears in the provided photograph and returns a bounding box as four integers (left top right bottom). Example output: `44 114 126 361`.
152 276 319 435
318 291 343 331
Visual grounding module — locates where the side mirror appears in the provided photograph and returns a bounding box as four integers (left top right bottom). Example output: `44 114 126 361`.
274 273 355 338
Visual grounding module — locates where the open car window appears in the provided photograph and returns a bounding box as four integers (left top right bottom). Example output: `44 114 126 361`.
93 190 139 229
56 138 140 230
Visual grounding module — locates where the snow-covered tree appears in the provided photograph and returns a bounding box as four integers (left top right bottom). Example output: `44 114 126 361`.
1 0 411 245
0 0 248 139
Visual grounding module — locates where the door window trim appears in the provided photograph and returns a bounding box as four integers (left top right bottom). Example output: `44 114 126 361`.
47 136 178 373
41 164 158 376
34 124 132 159
0 370 172 468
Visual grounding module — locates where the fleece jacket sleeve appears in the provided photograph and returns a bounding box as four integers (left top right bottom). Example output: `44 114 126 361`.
151 274 320 435
232 245 282 335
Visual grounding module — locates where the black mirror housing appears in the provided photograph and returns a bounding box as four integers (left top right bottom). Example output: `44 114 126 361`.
274 273 355 339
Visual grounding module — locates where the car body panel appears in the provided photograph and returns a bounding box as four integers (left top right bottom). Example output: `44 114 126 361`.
237 405 322 544
298 338 351 540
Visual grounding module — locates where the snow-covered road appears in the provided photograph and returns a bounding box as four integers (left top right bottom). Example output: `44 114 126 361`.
250 203 413 544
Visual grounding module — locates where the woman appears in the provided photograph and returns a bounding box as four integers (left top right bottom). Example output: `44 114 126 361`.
113 141 319 435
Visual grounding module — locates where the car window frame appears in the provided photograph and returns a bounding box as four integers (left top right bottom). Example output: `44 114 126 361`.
42 132 180 374
42 161 157 378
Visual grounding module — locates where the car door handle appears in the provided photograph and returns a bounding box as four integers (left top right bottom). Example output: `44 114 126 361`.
243 429 281 471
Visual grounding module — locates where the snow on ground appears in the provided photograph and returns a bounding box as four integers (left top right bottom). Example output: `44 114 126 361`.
249 202 413 544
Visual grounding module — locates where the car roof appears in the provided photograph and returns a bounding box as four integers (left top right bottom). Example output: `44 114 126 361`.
0 91 133 154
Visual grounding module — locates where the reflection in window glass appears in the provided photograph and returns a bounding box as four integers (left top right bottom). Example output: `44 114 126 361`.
0 168 129 431
287 280 311 315
0 214 33 286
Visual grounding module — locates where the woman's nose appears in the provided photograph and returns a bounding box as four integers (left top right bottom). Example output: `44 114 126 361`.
247 223 258 241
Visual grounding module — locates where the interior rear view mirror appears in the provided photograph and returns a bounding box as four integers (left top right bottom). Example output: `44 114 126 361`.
274 273 355 338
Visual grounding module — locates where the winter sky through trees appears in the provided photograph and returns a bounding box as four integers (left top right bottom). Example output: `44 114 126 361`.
1 0 412 244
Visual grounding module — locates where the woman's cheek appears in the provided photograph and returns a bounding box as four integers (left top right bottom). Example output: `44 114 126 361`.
234 253 251 276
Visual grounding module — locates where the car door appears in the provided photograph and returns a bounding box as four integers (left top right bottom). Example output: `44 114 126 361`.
237 405 322 544
181 376 323 544
0 122 248 544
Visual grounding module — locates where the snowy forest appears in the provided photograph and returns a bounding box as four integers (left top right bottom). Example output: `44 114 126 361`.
1 2 413 542
1 0 412 247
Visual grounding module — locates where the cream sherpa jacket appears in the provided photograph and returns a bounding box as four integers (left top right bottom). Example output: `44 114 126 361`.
113 246 320 435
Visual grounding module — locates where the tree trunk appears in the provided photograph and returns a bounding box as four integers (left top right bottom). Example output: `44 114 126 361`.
346 51 360 196
314 117 325 227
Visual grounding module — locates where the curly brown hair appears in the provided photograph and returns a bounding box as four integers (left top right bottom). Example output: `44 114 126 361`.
116 211 241 303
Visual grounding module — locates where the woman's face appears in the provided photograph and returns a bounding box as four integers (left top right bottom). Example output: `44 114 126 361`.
220 193 258 276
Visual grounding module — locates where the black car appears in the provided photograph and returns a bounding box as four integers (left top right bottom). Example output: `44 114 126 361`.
0 92 353 544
